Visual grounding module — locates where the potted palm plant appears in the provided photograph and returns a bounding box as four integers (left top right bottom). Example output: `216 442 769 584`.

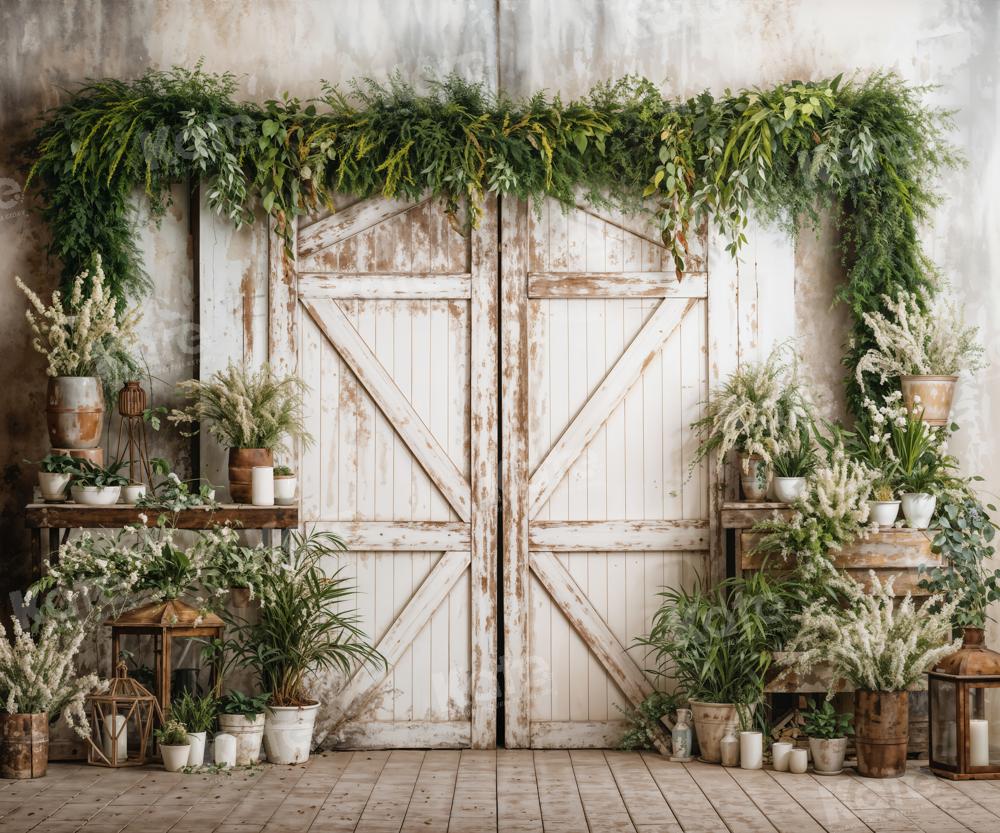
637 572 802 762
890 404 954 529
223 532 383 764
169 690 216 767
801 699 852 775
690 344 811 501
67 457 129 506
856 289 986 426
169 362 311 503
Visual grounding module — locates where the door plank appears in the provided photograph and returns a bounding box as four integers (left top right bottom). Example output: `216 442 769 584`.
529 520 709 552
529 551 670 755
528 271 707 299
527 297 698 519
298 273 472 300
302 298 472 521
298 197 427 259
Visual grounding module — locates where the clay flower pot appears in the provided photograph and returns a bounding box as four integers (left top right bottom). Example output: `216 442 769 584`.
900 375 957 426
738 454 769 502
809 737 848 775
228 448 273 504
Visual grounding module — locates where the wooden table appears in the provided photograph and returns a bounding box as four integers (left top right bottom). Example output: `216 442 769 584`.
25 503 299 579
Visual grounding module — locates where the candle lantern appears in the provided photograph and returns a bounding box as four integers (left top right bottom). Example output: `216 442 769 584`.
928 627 1000 779
108 599 224 714
86 662 162 767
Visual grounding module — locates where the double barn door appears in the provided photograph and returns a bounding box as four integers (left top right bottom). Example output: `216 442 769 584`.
270 194 716 749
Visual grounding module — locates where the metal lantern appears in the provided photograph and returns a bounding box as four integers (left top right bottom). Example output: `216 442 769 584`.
86 662 162 767
114 380 153 486
108 599 224 714
928 627 1000 779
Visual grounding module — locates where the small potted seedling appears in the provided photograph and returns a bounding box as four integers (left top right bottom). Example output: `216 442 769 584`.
169 691 217 767
273 465 297 505
770 424 817 504
868 480 900 528
34 453 77 502
801 699 852 775
155 719 191 772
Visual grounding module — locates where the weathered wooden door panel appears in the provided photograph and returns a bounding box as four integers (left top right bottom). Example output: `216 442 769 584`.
272 196 497 749
502 198 711 749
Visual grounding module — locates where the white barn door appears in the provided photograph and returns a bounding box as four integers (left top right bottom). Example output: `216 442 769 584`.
270 196 498 749
501 198 717 749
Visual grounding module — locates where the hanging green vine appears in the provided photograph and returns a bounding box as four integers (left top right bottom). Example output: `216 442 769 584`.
23 64 958 418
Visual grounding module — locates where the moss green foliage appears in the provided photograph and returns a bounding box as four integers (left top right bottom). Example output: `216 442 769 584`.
24 66 956 417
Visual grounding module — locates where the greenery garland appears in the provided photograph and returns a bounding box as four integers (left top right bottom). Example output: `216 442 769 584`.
24 65 957 417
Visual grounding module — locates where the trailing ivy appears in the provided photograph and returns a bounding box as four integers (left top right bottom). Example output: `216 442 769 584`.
23 65 957 417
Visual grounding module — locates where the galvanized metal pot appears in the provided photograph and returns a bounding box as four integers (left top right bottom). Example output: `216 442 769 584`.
46 376 104 449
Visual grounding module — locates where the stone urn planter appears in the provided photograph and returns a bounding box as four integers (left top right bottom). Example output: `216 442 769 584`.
264 702 319 765
809 737 848 775
900 375 957 426
46 377 104 449
0 713 48 779
855 689 909 778
228 448 273 504
690 701 742 763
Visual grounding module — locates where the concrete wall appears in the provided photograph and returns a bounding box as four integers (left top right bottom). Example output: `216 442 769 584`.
1 0 997 613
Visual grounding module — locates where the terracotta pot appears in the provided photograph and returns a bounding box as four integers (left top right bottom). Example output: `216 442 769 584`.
46 376 104 449
0 713 48 779
900 375 957 426
52 447 104 466
228 448 273 504
738 454 770 502
809 737 848 775
690 701 743 763
855 689 909 778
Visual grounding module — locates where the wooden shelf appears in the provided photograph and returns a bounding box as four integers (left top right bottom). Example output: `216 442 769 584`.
25 502 299 530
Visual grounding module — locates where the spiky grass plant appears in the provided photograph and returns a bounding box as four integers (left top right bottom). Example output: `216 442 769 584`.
170 362 311 453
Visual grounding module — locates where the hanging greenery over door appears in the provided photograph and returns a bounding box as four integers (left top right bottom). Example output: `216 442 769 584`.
23 64 957 417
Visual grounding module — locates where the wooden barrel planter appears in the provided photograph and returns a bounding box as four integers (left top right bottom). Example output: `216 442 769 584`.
855 690 909 778
228 448 273 503
0 713 49 779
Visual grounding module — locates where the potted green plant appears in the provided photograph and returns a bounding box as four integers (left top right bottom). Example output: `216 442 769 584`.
67 457 129 506
169 690 216 767
889 405 954 529
691 344 811 501
801 699 852 775
784 573 960 778
771 423 817 503
16 255 139 449
154 719 191 772
223 532 382 765
637 572 802 762
216 691 269 766
868 480 900 528
0 617 101 779
34 453 78 502
273 464 297 505
856 290 986 426
169 362 311 503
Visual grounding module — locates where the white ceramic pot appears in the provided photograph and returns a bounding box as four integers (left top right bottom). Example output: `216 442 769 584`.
273 475 297 506
264 702 319 765
213 733 235 768
773 477 806 503
869 500 901 528
771 741 793 772
738 454 770 502
809 737 847 775
38 471 71 501
217 713 265 766
160 743 191 772
122 483 146 503
788 747 809 774
187 731 207 767
902 492 937 530
71 485 122 506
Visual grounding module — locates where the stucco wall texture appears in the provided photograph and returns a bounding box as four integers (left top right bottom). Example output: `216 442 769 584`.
1 0 997 618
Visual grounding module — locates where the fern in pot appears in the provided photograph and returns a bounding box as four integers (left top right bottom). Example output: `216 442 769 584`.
222 531 383 764
771 423 818 503
169 362 311 503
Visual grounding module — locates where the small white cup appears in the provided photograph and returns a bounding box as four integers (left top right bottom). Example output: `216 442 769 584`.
789 747 809 774
771 741 793 772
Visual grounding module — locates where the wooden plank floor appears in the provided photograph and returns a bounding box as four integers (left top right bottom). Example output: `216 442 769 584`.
4 753 1000 833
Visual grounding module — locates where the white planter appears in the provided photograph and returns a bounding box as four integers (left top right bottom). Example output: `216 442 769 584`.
902 492 937 530
71 485 122 506
809 737 847 775
38 471 71 501
274 475 298 506
187 731 207 767
788 747 809 774
738 454 770 502
217 713 265 766
869 500 901 528
773 477 806 503
213 733 235 768
122 483 146 503
160 744 191 772
264 702 319 765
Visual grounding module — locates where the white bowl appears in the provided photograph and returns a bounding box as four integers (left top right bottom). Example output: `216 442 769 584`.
71 485 122 506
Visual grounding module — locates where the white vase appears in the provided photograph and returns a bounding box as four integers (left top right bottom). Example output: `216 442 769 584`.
901 493 937 529
187 731 207 767
808 737 847 775
264 702 319 765
217 713 265 765
71 485 122 506
160 744 191 772
251 466 274 507
868 500 901 528
273 475 297 506
788 747 809 774
773 477 806 503
122 483 146 503
771 741 793 772
739 731 763 770
38 471 71 501
213 732 236 768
